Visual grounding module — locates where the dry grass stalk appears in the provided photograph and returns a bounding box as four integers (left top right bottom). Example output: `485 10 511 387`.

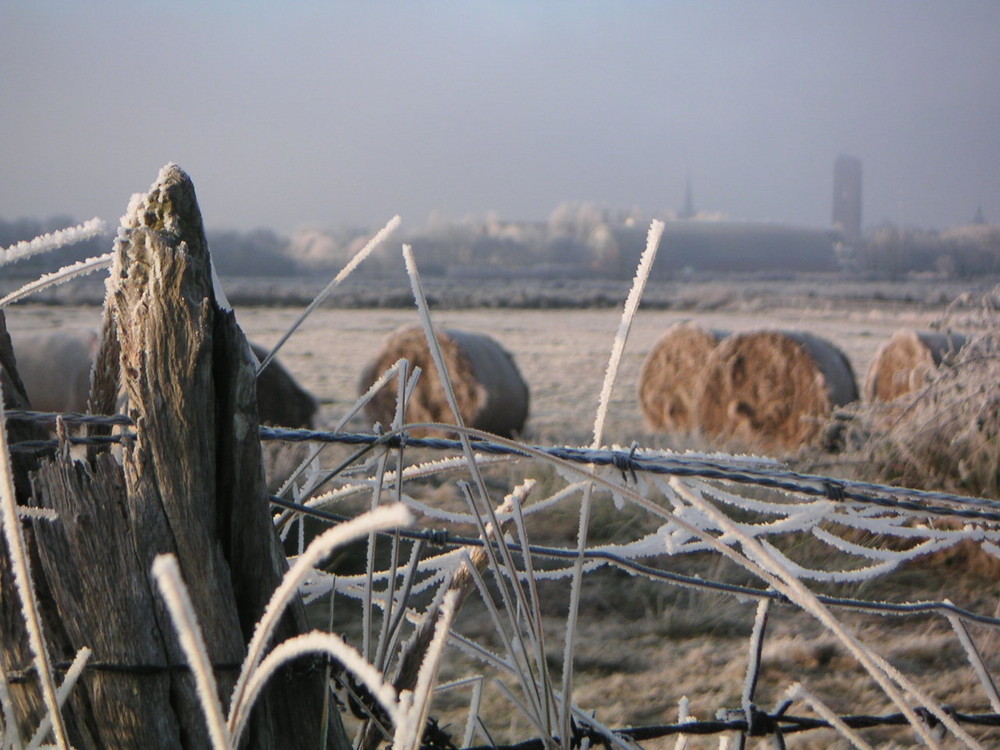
256 215 401 375
352 497 518 750
560 219 665 750
359 326 529 438
696 329 857 452
864 328 967 402
851 329 1000 502
0 403 68 747
638 322 726 432
829 289 1000 579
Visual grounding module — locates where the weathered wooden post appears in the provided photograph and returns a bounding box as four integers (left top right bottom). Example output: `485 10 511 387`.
0 313 93 743
2 165 350 748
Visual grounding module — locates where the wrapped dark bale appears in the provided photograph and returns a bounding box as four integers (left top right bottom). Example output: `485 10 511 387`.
638 322 726 432
9 330 316 428
250 343 318 428
9 329 97 412
863 329 967 402
359 326 529 438
696 330 858 451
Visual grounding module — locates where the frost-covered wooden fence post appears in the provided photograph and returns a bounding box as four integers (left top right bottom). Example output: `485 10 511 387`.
6 165 350 748
0 313 90 743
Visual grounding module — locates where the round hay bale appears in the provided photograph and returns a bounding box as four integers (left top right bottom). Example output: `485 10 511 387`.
358 327 529 438
864 329 967 402
638 322 726 432
697 330 858 451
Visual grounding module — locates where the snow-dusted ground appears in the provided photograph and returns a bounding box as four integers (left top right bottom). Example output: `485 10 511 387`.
8 287 1000 746
3 294 942 445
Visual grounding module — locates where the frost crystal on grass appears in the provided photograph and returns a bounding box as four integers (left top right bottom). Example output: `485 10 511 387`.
0 397 68 748
257 214 401 374
152 555 231 750
0 217 107 268
591 219 665 449
0 253 113 308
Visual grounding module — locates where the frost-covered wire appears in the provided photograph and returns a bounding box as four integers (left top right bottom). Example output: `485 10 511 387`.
13 410 998 519
672 479 981 748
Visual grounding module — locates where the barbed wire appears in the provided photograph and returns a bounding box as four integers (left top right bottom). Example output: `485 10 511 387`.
4 410 133 427
15 407 1000 627
269 495 1000 628
9 409 1000 745
8 410 1000 522
449 706 1000 749
12 409 1000 627
6 651 999 747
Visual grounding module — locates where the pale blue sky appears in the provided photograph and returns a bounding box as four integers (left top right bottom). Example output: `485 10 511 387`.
2 1 998 233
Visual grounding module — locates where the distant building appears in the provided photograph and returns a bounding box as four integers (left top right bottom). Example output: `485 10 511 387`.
680 174 695 220
832 155 863 244
608 220 839 279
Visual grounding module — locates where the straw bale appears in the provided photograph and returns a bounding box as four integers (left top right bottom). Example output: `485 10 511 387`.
697 330 858 452
359 326 529 438
863 329 967 402
638 322 726 432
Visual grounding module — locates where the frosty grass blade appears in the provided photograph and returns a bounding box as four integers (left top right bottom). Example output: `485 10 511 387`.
257 215 401 375
0 218 106 268
0 390 68 748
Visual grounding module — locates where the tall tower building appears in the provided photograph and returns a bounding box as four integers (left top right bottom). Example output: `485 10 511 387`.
832 155 863 244
681 174 695 219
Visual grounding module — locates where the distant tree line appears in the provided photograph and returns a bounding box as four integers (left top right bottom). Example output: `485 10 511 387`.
857 223 1000 279
0 215 109 277
0 217 308 279
4 207 998 281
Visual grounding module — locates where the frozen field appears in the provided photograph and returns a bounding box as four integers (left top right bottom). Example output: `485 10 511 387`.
5 296 945 447
7 288 1000 746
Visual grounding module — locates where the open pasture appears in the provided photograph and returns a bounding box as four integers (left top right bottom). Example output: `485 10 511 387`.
3 295 941 446
7 284 1000 748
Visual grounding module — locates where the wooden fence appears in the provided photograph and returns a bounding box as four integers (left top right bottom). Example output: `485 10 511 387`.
0 166 349 749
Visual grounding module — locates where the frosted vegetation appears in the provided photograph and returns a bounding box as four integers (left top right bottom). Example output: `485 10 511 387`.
3 199 999 284
2 180 1000 747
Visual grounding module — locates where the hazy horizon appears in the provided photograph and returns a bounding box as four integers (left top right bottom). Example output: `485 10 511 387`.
3 1 998 234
